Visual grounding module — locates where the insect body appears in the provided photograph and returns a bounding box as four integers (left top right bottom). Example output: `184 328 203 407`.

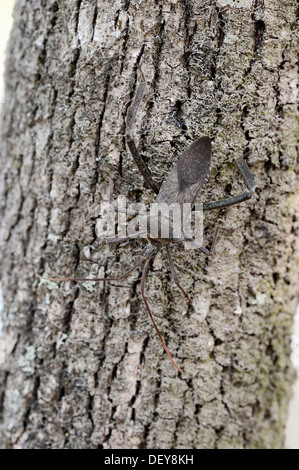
38 74 256 374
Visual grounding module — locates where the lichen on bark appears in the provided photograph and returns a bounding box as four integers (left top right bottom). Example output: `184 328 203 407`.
0 0 298 449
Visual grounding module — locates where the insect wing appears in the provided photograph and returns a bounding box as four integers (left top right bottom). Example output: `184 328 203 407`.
155 136 211 206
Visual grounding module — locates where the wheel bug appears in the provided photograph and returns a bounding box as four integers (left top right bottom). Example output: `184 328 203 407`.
38 72 256 374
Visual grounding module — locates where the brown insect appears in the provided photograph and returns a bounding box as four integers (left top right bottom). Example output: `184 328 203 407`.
38 73 256 373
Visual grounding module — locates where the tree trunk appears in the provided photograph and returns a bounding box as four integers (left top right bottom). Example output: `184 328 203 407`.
0 0 298 449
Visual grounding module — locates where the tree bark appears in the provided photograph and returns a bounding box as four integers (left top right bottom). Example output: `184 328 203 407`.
0 0 298 449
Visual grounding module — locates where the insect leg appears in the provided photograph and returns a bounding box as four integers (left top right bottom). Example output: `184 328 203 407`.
203 158 256 211
210 225 234 254
37 255 146 283
141 258 184 374
182 231 210 255
183 226 233 255
125 73 160 194
165 245 193 306
106 232 147 243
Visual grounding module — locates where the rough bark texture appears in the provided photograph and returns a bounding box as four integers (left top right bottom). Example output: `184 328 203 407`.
0 0 298 449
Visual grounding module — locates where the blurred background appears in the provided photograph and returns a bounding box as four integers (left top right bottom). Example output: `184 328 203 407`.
0 0 298 449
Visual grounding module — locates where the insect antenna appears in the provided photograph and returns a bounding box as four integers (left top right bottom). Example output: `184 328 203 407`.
36 255 147 283
141 258 184 374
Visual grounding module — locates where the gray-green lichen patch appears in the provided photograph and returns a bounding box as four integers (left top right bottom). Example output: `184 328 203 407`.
18 345 36 375
0 0 298 451
38 278 59 290
56 331 68 350
47 233 60 244
82 281 97 292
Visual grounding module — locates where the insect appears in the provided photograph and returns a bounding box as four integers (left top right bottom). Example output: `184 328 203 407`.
38 72 256 374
